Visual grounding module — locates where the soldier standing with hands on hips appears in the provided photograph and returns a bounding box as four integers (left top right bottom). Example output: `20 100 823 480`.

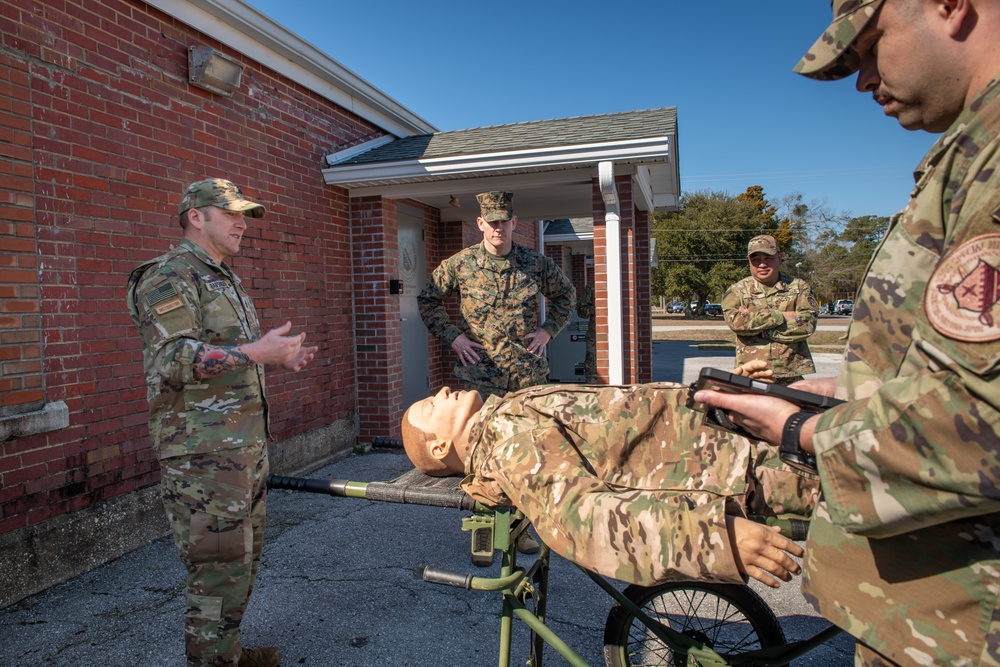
722 234 818 385
418 191 576 554
127 179 317 667
696 1 1000 665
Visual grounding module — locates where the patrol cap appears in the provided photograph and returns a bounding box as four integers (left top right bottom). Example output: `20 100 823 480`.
178 178 266 219
748 235 780 257
476 191 514 222
794 0 884 81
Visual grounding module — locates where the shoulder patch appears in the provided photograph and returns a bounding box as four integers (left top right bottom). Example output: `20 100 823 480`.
145 282 178 307
925 233 1000 342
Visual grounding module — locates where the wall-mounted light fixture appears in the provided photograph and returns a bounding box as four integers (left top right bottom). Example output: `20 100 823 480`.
188 46 243 96
449 195 461 208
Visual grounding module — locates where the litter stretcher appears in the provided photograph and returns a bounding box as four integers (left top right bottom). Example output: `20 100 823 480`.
268 441 843 667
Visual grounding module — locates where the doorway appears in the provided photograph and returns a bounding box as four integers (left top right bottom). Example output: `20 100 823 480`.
397 204 430 407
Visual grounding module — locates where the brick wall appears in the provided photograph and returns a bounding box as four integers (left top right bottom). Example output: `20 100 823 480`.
0 0 370 537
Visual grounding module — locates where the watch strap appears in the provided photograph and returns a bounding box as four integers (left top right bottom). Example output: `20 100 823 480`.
780 410 818 473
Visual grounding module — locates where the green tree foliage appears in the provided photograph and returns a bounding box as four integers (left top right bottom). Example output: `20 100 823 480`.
650 186 889 313
651 186 785 314
805 214 890 303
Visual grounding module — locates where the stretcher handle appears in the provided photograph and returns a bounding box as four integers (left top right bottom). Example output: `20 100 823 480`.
423 566 526 591
267 474 363 497
422 567 473 589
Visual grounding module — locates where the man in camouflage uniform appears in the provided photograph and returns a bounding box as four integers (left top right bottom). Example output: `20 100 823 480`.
399 366 819 587
126 179 317 667
574 282 599 383
695 1 1000 664
722 235 818 384
417 191 576 399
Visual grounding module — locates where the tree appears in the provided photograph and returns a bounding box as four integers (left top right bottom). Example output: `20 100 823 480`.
651 186 789 314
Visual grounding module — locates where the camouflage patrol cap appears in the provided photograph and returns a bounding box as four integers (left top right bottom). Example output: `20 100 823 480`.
794 0 884 81
748 235 780 257
476 191 514 222
178 178 266 218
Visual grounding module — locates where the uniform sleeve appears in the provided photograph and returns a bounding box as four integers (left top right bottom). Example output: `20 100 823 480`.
539 258 576 338
722 282 784 335
768 281 818 344
128 266 204 385
813 358 1000 538
812 180 1000 538
417 257 464 345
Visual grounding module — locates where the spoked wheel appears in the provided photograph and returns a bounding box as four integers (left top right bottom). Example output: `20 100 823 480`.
603 582 785 667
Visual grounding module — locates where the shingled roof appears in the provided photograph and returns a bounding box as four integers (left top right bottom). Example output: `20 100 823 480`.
333 107 677 166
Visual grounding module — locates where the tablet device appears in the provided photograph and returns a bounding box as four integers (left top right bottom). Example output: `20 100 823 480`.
686 367 844 439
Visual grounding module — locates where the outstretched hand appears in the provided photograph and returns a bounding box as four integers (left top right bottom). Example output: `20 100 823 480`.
245 321 317 371
726 516 803 588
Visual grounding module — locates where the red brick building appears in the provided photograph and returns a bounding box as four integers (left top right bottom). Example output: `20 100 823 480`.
0 0 679 607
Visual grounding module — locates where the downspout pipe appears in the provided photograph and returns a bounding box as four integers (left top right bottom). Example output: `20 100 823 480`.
599 161 624 385
538 219 547 326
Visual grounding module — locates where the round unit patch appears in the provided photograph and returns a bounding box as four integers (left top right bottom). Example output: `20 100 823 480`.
925 233 1000 342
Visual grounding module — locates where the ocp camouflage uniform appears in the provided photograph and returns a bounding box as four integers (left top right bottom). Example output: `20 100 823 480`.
575 283 598 383
127 238 269 667
722 273 817 383
461 383 819 585
418 242 576 398
803 74 1000 666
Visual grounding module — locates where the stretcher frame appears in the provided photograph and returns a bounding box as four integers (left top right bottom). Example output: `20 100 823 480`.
268 463 842 667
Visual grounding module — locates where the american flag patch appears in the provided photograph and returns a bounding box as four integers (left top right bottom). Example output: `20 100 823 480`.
146 282 178 307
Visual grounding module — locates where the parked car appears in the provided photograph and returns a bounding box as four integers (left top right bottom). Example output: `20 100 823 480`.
833 299 854 316
819 302 831 315
704 303 723 316
667 301 685 313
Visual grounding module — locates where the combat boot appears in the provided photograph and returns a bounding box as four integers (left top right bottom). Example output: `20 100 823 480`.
516 531 540 555
240 646 280 666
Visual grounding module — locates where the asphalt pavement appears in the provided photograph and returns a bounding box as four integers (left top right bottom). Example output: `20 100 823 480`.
0 341 854 667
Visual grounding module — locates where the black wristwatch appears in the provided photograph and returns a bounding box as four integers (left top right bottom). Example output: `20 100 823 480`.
779 410 819 475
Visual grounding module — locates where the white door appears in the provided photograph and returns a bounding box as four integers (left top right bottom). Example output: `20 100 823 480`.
397 205 429 407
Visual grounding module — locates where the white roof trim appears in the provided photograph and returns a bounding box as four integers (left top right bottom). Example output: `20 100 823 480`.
322 136 672 186
326 136 396 166
145 0 436 137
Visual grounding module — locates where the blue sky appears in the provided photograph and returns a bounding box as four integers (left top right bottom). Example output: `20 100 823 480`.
244 0 935 220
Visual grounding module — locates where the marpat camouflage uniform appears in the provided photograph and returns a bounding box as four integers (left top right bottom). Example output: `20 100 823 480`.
461 383 819 585
127 238 269 667
803 75 1000 666
722 273 817 382
575 283 598 383
418 242 576 398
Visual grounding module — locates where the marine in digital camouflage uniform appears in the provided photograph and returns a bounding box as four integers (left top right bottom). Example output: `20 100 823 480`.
779 3 1000 665
127 179 312 667
404 382 818 586
722 235 818 384
418 191 576 398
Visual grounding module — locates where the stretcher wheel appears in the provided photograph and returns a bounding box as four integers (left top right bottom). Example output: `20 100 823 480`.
602 582 785 667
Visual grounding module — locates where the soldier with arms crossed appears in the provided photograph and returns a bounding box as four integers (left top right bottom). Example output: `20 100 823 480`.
696 1 1000 664
722 235 818 385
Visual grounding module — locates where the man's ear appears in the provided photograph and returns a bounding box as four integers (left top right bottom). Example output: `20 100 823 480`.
428 438 454 461
186 207 206 231
509 215 518 231
935 0 970 38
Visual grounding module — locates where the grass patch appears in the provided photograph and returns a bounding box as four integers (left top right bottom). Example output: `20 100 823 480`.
653 328 847 354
